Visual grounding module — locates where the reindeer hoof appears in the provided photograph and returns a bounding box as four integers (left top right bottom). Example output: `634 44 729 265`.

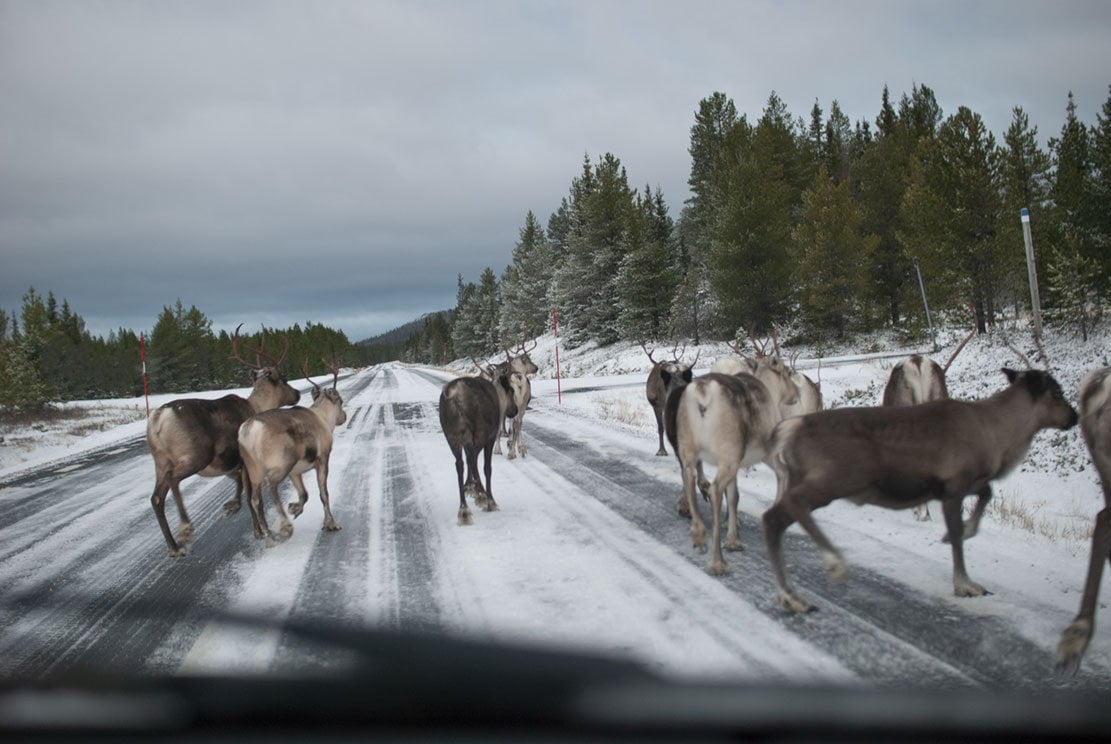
1057 619 1093 675
458 507 474 526
724 539 745 552
655 448 668 456
264 534 277 548
506 450 517 461
279 523 294 540
954 580 989 598
223 500 241 517
707 560 729 576
288 502 304 518
777 590 815 614
482 499 499 513
167 545 187 559
323 522 341 532
176 523 194 544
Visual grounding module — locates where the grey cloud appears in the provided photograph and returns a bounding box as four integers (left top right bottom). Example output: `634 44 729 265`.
3 0 1110 342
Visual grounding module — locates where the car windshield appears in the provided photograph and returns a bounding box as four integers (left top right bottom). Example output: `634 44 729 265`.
3 1 1111 739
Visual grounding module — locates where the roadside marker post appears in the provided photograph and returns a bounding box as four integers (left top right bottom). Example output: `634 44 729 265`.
551 308 562 404
1021 208 1044 340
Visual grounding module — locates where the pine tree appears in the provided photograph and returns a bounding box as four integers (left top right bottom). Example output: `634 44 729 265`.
499 211 552 340
617 187 676 340
998 106 1053 307
1045 232 1104 341
1089 85 1111 286
901 106 1001 332
707 107 794 336
550 153 634 346
793 165 875 338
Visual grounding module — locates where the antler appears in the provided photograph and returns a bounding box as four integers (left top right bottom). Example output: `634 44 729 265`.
230 323 262 370
304 355 341 390
639 340 658 364
727 339 746 356
324 358 340 389
303 354 320 391
230 324 289 370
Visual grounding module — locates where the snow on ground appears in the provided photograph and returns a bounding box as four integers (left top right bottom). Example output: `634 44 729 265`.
3 324 1111 679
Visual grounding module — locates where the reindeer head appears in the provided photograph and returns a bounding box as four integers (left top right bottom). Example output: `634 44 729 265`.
232 324 300 409
304 356 346 426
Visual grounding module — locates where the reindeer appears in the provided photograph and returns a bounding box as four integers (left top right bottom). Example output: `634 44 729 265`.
146 327 300 557
439 370 519 525
882 354 949 521
763 368 1078 614
643 341 696 456
881 329 976 521
665 357 800 574
1057 367 1111 673
237 359 347 544
496 338 539 460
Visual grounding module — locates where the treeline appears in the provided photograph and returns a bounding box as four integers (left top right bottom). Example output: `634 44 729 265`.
0 288 363 410
402 83 1109 365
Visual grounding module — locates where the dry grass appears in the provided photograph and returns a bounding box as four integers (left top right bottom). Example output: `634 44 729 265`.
596 395 649 428
977 496 1093 544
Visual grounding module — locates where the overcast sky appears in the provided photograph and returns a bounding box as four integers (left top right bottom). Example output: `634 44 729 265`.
2 1 1109 342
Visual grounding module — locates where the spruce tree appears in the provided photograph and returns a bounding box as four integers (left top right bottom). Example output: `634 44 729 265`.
793 165 875 338
901 107 1001 332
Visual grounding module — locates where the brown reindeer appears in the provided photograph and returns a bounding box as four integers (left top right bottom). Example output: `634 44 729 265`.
763 368 1078 613
1057 367 1111 673
237 359 347 544
439 370 520 525
643 341 696 456
146 327 299 557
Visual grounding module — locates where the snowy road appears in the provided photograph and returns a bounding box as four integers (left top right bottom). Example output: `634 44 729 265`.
2 363 1110 692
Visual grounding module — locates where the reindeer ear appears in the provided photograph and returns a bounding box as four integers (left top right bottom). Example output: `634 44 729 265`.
311 386 322 401
681 368 693 384
1002 368 1019 384
660 369 672 387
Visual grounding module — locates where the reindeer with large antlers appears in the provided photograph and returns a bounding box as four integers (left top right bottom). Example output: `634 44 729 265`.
145 325 300 557
643 340 697 456
237 358 347 544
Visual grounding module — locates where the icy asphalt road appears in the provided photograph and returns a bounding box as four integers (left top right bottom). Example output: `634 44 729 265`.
1 363 1109 692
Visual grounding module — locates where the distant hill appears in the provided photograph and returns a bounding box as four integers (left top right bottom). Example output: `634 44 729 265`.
357 310 451 348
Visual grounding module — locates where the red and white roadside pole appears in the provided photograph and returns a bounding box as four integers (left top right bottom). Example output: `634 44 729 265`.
140 333 150 418
551 308 562 405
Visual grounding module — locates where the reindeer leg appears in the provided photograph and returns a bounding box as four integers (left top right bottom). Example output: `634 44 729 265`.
789 503 847 584
493 415 504 455
683 458 707 552
464 443 486 510
268 478 294 540
763 501 813 613
707 466 739 575
454 447 472 526
315 458 341 532
1058 505 1111 673
723 478 744 552
151 477 184 558
481 440 498 512
223 470 244 516
248 480 276 546
697 461 711 502
942 497 988 597
169 482 194 548
654 407 668 456
913 503 931 521
288 472 310 518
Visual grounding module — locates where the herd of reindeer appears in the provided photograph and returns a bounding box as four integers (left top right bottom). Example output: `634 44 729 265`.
143 324 1111 675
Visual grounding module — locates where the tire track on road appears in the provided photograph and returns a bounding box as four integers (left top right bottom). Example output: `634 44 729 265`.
523 414 1111 691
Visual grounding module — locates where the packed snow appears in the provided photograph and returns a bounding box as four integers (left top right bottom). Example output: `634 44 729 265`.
1 324 1109 684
